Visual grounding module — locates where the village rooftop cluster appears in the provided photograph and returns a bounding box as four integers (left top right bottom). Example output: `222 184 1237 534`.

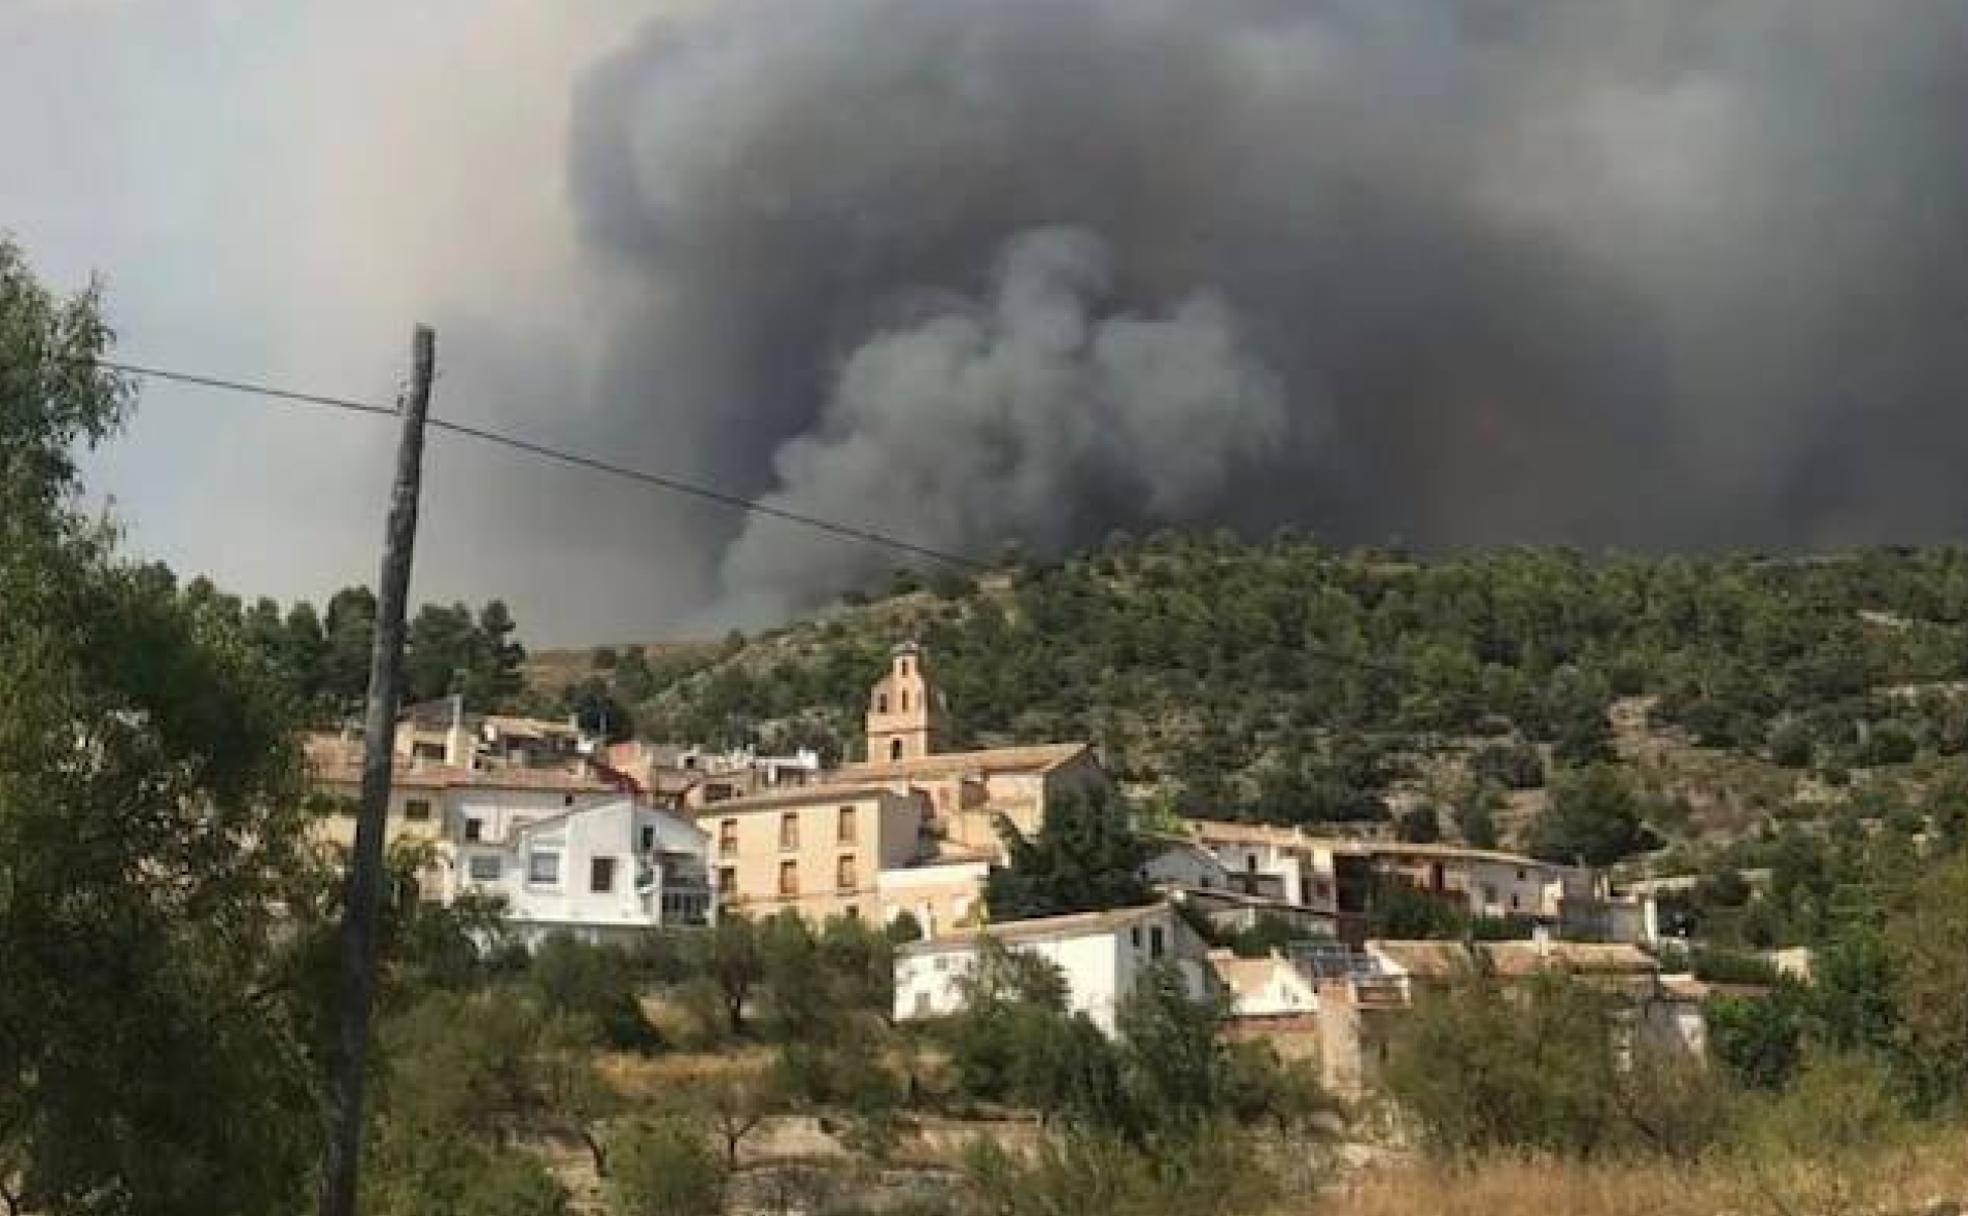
307 642 1731 1095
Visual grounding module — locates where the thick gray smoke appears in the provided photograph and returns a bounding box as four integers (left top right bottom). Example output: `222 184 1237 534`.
717 228 1289 616
568 0 1968 622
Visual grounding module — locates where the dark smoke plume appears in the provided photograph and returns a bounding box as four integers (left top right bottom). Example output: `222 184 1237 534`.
567 0 1968 622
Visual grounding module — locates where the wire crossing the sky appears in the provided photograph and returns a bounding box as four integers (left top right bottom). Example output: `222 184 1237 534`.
80 355 988 571
68 353 1411 677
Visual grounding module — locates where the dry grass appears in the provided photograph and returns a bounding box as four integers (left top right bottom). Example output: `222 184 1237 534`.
1320 1135 1968 1216
595 1044 776 1101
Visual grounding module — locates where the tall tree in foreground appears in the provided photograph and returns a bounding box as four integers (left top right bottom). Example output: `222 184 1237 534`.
0 239 320 1213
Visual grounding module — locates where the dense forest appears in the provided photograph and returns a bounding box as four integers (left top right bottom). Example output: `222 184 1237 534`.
627 537 1968 784
616 537 1968 954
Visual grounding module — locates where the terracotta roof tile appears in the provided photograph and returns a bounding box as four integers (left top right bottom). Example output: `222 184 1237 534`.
695 784 905 814
833 742 1093 782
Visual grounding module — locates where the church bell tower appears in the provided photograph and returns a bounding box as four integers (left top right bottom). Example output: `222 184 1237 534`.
866 641 945 763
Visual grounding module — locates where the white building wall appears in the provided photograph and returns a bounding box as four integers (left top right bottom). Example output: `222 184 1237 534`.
893 906 1211 1036
446 787 616 849
1463 858 1566 919
1221 961 1321 1018
456 799 710 943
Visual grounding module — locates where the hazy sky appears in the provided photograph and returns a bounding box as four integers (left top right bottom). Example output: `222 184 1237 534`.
9 1 1968 643
2 2 663 642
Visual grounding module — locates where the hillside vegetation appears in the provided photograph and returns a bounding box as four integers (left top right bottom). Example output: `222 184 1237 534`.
605 535 1966 819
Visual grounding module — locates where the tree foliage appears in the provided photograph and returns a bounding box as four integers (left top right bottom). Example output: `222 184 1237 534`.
1530 764 1656 866
0 237 322 1214
986 789 1153 920
640 535 1968 823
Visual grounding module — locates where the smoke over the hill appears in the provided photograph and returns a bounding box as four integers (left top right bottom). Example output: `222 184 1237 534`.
567 0 1968 622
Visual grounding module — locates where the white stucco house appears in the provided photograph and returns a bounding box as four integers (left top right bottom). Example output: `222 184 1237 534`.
892 901 1215 1035
454 797 713 946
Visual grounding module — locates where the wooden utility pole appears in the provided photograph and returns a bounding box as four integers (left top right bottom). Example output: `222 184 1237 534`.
318 325 435 1216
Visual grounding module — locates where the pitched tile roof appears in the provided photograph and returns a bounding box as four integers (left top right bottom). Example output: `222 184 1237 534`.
693 784 905 815
831 741 1093 782
897 900 1170 955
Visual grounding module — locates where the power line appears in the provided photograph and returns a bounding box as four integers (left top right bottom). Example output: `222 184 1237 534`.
87 358 400 419
79 355 986 571
68 353 1412 676
425 414 987 571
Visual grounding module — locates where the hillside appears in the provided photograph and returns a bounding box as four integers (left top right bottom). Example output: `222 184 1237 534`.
567 535 1968 892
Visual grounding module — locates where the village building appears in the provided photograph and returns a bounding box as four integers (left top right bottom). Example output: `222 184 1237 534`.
699 642 1107 934
875 855 994 939
1302 936 1702 1096
1141 836 1338 937
1209 948 1323 1020
304 728 714 937
452 796 712 943
893 901 1215 1035
702 784 928 924
394 696 600 773
822 643 1107 852
1182 819 1657 946
306 732 627 885
601 739 822 808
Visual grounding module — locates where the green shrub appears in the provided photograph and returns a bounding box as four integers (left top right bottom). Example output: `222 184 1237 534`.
1385 971 1621 1157
528 934 660 1051
610 1120 728 1216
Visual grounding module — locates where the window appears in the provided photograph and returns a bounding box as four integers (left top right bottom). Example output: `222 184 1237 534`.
837 855 857 892
467 855 501 883
464 817 484 843
591 857 618 893
778 860 799 896
1130 926 1142 948
1150 926 1167 959
528 851 560 885
838 805 858 845
914 992 933 1017
779 813 799 850
890 739 904 762
404 798 431 822
1510 894 1521 911
639 824 656 852
563 794 575 807
719 819 738 857
1482 883 1498 905
1517 868 1527 881
717 866 736 893
900 690 910 712
878 693 889 713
